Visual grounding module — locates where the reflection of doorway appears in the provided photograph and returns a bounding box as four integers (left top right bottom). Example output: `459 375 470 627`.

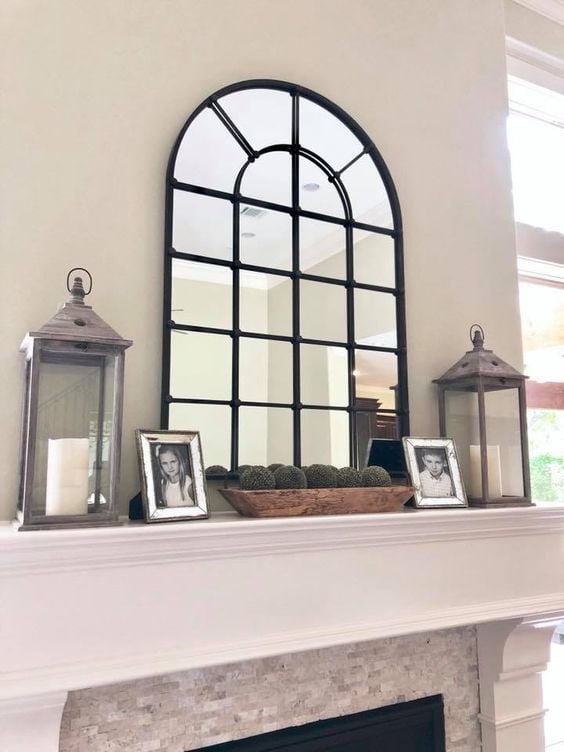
518 267 564 503
355 398 397 468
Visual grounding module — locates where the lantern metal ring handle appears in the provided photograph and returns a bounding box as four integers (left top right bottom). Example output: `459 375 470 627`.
67 268 93 296
469 323 485 350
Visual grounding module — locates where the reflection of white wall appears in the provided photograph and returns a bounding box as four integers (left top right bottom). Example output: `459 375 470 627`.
172 277 269 466
172 275 231 329
328 348 349 466
267 279 294 464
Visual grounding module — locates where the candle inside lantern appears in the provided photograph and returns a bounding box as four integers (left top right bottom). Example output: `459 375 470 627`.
45 438 89 516
469 444 503 499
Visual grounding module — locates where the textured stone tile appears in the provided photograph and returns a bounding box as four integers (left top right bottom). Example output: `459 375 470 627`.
60 626 480 752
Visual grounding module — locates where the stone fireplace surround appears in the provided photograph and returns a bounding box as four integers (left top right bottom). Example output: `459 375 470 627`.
2 505 564 752
59 627 477 752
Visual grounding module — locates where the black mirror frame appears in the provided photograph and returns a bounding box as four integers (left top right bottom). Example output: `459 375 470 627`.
161 79 409 472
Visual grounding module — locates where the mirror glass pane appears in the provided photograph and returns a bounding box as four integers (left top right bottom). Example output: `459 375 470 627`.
301 280 347 342
174 108 246 191
299 96 362 171
354 350 398 409
219 88 291 151
239 205 292 270
172 259 231 329
239 271 292 337
169 403 231 470
173 191 232 261
239 338 293 404
355 289 397 348
170 331 231 400
341 154 393 228
301 409 349 467
353 229 395 288
300 217 345 279
299 157 345 218
301 344 348 407
241 152 291 206
239 407 293 466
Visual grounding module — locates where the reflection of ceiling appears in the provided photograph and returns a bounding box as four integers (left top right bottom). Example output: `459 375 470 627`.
173 88 393 270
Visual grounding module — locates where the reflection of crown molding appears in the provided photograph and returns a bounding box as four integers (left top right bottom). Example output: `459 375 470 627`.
173 259 269 289
511 0 564 25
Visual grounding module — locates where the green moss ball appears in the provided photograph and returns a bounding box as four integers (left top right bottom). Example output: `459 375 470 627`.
336 467 363 487
273 465 307 489
305 464 338 489
361 465 392 487
206 464 228 475
240 466 276 490
268 463 284 472
237 464 251 475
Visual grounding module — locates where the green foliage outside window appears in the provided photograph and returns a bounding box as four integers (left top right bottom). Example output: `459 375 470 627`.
528 410 564 503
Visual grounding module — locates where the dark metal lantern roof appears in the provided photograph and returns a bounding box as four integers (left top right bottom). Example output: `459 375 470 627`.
433 325 526 385
21 275 132 350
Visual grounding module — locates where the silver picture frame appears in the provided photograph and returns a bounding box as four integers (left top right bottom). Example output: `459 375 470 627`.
402 437 467 509
136 429 209 522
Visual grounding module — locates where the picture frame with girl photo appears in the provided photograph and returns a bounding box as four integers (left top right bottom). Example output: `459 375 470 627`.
136 429 209 522
402 437 467 508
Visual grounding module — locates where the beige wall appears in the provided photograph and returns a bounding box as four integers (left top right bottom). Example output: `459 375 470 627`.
1 0 525 519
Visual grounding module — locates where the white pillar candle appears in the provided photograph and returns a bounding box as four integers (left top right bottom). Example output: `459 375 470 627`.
469 444 503 499
45 438 89 516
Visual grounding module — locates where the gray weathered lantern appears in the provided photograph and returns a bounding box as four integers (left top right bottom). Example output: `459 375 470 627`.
433 325 532 508
16 270 133 530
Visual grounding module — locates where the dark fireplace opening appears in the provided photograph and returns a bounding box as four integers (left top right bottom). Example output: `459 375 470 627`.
192 695 446 752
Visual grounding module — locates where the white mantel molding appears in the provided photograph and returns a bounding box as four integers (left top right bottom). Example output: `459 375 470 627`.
2 507 564 752
2 506 564 704
3 505 564 575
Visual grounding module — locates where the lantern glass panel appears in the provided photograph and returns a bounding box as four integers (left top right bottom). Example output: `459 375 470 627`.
483 388 525 498
443 391 479 496
31 348 116 517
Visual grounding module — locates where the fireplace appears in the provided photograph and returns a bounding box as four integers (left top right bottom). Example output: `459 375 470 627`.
194 696 446 752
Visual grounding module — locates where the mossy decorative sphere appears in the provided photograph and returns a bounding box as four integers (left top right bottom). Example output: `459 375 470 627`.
305 464 338 488
240 466 276 490
237 464 251 475
361 465 392 487
273 465 307 489
268 463 284 472
336 466 363 487
206 464 228 475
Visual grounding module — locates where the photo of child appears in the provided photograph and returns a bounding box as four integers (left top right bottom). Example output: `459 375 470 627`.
154 443 195 507
415 447 453 498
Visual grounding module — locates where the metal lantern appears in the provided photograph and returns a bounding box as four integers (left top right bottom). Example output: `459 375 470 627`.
16 269 133 530
433 325 532 508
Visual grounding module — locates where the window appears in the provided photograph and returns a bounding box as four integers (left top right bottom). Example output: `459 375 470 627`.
508 76 564 503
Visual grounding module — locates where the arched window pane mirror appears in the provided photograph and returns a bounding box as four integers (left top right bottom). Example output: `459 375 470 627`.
162 80 408 472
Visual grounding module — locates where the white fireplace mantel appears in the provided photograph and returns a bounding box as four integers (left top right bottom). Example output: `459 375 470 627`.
2 505 564 751
2 506 564 699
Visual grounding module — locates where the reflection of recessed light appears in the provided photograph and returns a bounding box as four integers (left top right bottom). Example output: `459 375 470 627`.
353 369 361 376
241 232 256 239
302 182 320 192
